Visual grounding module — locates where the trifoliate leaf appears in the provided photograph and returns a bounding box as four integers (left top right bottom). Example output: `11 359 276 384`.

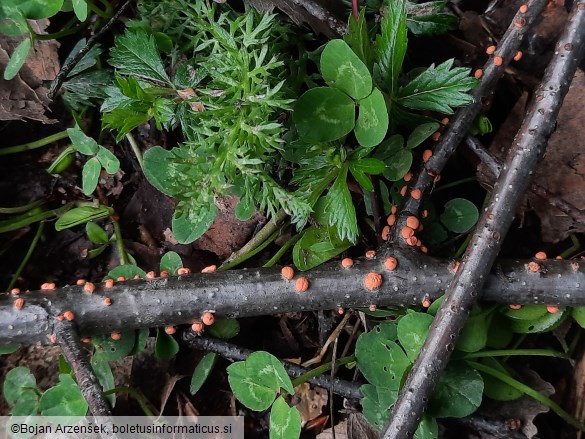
67 126 99 155
398 59 479 114
323 165 359 243
375 0 407 96
109 29 171 85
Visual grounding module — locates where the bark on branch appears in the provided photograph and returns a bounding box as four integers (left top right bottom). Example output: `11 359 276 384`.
2 248 585 345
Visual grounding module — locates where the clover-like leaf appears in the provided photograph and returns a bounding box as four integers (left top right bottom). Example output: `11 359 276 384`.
4 37 31 80
355 88 389 148
269 396 301 439
293 87 355 142
172 201 218 244
96 147 120 174
440 198 479 233
67 126 100 155
82 157 101 195
159 251 183 275
427 362 483 418
3 367 37 406
321 39 372 100
397 312 433 362
39 374 88 417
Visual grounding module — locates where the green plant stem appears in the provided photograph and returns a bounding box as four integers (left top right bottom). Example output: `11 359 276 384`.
0 199 44 214
461 348 570 361
113 220 128 265
6 221 44 291
0 204 72 234
0 131 69 155
125 133 144 170
219 230 279 271
291 356 355 388
467 360 585 431
561 235 581 259
31 21 90 40
263 233 301 268
433 176 477 193
87 0 111 18
104 387 155 417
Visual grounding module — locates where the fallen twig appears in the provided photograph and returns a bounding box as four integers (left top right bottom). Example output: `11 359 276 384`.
3 249 585 345
182 334 361 400
383 2 585 438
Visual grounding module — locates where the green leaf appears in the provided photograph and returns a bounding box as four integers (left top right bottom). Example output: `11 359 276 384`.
235 196 255 221
509 308 567 334
9 0 64 19
398 59 479 114
91 353 115 407
0 344 19 355
270 396 301 439
292 225 351 271
323 166 359 243
478 357 523 401
440 198 479 233
190 353 217 395
109 29 170 84
92 332 136 361
85 222 109 245
486 313 513 349
72 0 87 21
4 37 31 80
406 1 458 35
143 146 178 196
349 158 386 192
82 157 101 195
293 87 355 142
344 9 373 69
456 309 490 353
55 205 112 231
407 122 441 149
375 0 407 96
321 39 372 100
360 384 397 431
504 305 548 321
206 319 240 340
227 351 294 411
67 126 100 155
356 322 409 389
3 367 37 406
106 265 146 281
355 88 389 148
159 251 183 275
11 392 39 416
427 362 483 418
172 201 218 244
39 374 88 417
397 312 433 362
383 149 412 181
414 416 439 439
96 147 120 174
573 307 585 328
155 328 179 358
47 146 76 174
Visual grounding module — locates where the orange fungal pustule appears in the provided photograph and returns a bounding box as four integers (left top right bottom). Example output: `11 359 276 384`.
111 332 122 341
281 266 295 280
160 270 169 277
474 69 483 79
519 4 528 13
364 272 383 291
63 310 75 321
546 305 559 314
165 326 177 335
509 304 522 310
382 226 391 241
422 150 433 162
41 282 56 290
14 298 24 310
400 185 408 196
365 250 376 260
178 267 191 275
406 236 418 246
202 312 215 326
103 297 112 306
493 56 503 66
387 214 396 226
431 132 441 142
76 279 86 286
49 334 57 344
84 282 95 294
341 258 354 269
10 288 20 295
514 51 523 61
411 188 422 200
117 276 126 282
404 172 413 182
422 298 431 308
201 265 217 273
406 216 419 230
391 205 397 215
527 261 540 272
295 277 310 293
384 257 398 271
535 251 547 260
146 271 156 279
401 226 414 239
104 278 114 288
486 45 496 55
191 321 204 333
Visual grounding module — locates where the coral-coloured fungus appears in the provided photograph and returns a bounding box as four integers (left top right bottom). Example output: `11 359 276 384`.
406 216 420 230
528 261 540 272
494 56 503 66
111 332 122 341
146 271 156 279
63 311 75 321
411 189 422 200
384 257 398 271
364 272 383 291
519 4 528 13
76 279 86 286
165 326 177 335
202 312 215 326
474 69 483 79
387 214 396 226
281 266 295 280
365 250 376 260
509 304 522 310
201 265 217 273
341 258 354 269
404 172 413 182
422 150 433 162
10 288 20 295
382 226 391 241
41 282 56 290
103 297 112 306
83 282 95 294
486 45 496 55
192 321 204 332
178 267 191 275
535 251 547 260
104 279 114 288
514 51 523 61
160 270 169 277
401 226 414 239
546 305 559 314
14 298 24 310
295 277 310 293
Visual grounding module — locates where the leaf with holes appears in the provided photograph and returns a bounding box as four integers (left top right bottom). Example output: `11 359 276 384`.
321 39 372 100
227 351 294 411
294 87 355 142
92 333 136 361
356 322 408 389
360 384 397 431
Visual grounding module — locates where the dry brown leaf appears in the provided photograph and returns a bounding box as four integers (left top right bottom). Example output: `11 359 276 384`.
0 20 59 123
294 383 328 424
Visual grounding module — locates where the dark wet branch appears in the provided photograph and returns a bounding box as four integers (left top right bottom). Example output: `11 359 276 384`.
466 135 585 227
389 0 548 243
383 2 585 438
183 334 362 400
54 320 117 439
3 248 585 345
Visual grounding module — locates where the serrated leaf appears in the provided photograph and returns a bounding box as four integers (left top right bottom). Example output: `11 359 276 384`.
172 202 218 244
85 222 109 245
321 39 372 100
109 29 170 85
270 396 301 439
344 9 373 69
67 126 99 155
355 88 389 148
190 353 217 395
349 158 386 192
160 251 182 275
398 59 479 114
406 1 458 35
293 87 355 142
96 147 120 174
227 351 294 411
397 312 433 362
407 122 441 149
55 206 112 231
323 166 359 243
4 37 31 80
64 39 103 78
72 0 87 21
427 362 483 418
376 0 407 97
440 198 479 233
82 157 101 195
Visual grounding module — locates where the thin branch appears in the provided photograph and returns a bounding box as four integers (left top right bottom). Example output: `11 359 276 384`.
47 0 133 100
54 320 118 439
383 2 585 438
3 248 585 345
182 334 362 400
389 0 548 243
466 135 585 226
